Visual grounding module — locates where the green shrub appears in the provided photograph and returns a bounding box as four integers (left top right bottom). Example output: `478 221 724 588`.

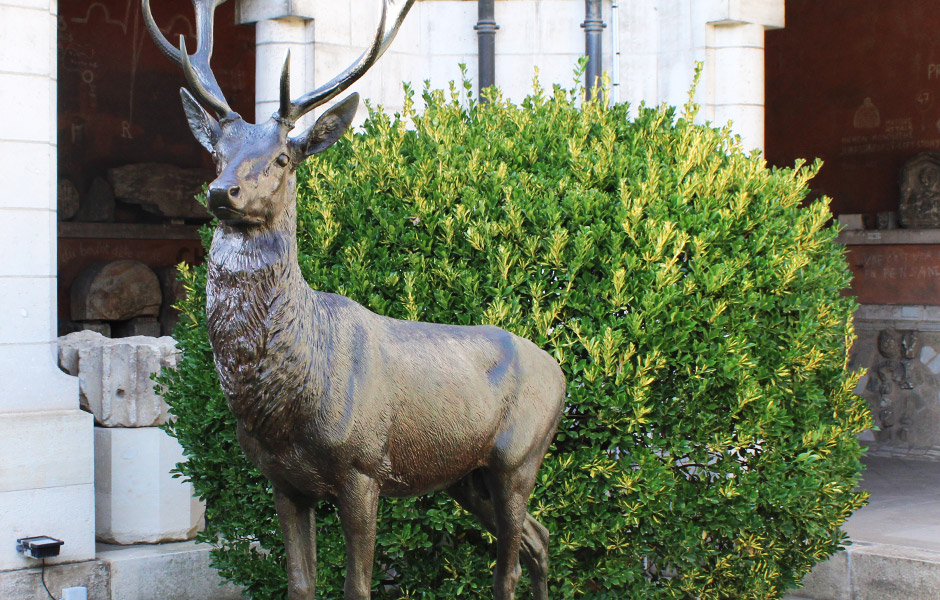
158 71 871 599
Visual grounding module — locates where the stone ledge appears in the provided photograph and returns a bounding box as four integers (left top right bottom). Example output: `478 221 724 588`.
854 304 940 331
703 0 785 29
98 541 242 600
235 0 316 24
0 541 242 600
797 542 940 600
838 228 940 245
0 560 109 600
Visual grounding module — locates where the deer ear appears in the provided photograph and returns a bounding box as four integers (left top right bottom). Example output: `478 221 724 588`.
290 93 359 160
180 87 221 153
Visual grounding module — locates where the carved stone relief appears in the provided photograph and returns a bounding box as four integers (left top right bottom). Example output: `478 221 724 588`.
899 152 940 228
855 327 940 451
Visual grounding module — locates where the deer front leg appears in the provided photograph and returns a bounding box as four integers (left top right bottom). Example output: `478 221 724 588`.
336 472 380 600
274 487 317 599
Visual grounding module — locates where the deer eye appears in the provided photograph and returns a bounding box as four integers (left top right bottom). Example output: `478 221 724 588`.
275 153 290 167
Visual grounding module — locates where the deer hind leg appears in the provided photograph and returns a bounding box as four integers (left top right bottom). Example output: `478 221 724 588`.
336 471 381 600
447 473 550 600
274 488 318 600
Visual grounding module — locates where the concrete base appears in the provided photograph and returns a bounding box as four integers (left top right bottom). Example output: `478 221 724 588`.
98 541 241 600
0 541 241 600
789 456 940 600
0 560 109 600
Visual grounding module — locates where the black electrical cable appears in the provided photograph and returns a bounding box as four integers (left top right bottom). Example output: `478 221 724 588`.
40 559 59 600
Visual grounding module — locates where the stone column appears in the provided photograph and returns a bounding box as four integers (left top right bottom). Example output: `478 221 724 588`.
236 0 317 129
702 0 785 151
0 0 95 570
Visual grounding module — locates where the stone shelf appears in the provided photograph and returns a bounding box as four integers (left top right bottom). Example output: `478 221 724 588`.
59 222 202 241
838 228 940 245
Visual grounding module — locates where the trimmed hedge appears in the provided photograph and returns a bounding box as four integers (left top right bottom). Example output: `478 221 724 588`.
159 72 871 599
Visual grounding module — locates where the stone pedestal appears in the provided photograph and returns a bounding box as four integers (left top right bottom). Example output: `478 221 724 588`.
94 427 204 545
55 331 203 544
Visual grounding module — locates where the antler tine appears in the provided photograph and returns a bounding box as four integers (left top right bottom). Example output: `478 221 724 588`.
281 0 416 124
278 50 292 123
142 0 182 63
143 0 234 118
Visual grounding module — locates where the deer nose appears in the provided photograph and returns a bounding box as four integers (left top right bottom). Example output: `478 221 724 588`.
207 184 244 215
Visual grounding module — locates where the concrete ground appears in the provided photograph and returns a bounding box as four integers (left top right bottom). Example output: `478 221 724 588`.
788 455 940 600
844 455 940 552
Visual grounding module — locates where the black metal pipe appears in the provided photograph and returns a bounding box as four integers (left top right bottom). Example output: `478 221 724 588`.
582 0 606 99
475 0 499 101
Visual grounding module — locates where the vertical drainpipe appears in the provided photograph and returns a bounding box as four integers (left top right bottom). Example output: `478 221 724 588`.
582 0 606 100
610 0 621 103
475 0 499 101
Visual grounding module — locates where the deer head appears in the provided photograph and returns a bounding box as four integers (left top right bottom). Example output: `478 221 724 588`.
143 0 415 228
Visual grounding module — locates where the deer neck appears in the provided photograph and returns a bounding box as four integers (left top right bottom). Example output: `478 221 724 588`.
205 179 324 438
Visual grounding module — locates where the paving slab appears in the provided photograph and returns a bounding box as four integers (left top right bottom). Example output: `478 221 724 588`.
845 455 940 552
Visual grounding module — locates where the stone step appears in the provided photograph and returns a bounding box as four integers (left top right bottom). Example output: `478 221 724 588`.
794 542 940 600
0 541 241 600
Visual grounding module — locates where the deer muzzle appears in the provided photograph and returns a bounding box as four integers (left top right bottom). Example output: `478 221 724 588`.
207 182 244 219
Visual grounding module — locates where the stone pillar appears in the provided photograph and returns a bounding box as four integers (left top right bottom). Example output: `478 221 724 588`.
0 0 95 571
703 0 785 151
618 0 784 152
236 0 317 129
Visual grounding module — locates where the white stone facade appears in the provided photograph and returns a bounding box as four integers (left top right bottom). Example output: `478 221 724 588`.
0 0 95 573
242 0 784 151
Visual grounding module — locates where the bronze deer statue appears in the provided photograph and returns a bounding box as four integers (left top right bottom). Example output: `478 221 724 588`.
143 1 565 598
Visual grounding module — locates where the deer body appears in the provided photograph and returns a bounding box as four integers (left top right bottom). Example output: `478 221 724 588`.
206 198 564 503
145 1 564 598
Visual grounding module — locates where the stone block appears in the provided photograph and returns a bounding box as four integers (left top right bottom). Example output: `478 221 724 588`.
0 559 108 600
0 207 55 278
70 259 162 322
80 321 111 337
100 540 242 600
74 177 114 223
94 427 205 545
155 266 185 336
58 178 80 221
108 163 212 220
0 484 96 571
0 142 52 210
0 409 93 494
850 544 940 600
112 317 161 338
0 5 51 76
0 344 79 414
57 330 178 427
0 73 51 143
792 549 850 600
0 276 56 345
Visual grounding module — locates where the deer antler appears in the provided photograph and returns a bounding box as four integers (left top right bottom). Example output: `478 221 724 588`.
278 0 416 126
142 0 234 118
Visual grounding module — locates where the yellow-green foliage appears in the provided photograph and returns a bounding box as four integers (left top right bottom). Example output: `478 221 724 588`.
159 73 870 599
